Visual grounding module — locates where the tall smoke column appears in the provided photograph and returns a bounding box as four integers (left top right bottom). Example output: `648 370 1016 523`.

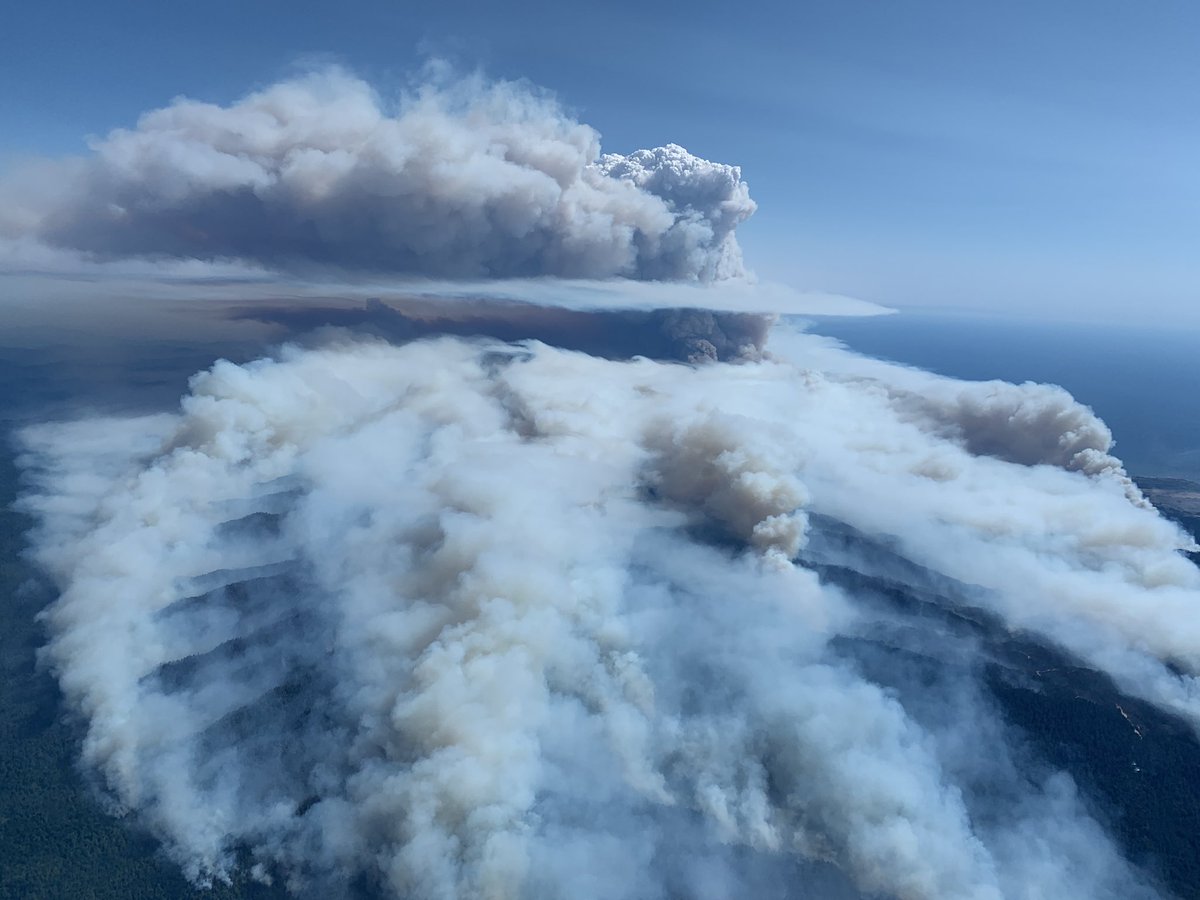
5 62 1197 900
0 68 756 280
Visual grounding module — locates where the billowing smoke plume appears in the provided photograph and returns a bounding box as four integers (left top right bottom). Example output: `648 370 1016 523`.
18 316 1199 899
0 68 755 280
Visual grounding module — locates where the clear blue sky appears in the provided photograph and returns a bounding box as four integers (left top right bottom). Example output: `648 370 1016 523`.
3 0 1198 323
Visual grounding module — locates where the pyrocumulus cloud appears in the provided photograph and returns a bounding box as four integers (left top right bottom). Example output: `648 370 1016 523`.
9 62 1198 900
0 67 755 281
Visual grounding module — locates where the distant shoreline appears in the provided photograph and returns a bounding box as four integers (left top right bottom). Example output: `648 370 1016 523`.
805 312 1200 482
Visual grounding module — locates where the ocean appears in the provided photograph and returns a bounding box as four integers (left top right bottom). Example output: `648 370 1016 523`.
801 312 1200 480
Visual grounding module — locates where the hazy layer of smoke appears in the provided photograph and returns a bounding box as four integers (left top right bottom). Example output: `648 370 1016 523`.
18 317 1198 899
229 299 777 363
0 68 755 281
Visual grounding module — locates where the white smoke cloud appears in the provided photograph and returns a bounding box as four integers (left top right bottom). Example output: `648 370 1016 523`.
0 67 755 282
17 315 1197 899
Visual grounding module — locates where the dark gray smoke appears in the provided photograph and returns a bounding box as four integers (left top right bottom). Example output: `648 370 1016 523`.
227 296 775 363
1 69 755 280
7 61 1199 900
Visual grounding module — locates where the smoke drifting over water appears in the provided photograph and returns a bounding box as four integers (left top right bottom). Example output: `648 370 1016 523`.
16 313 1200 899
6 64 1200 900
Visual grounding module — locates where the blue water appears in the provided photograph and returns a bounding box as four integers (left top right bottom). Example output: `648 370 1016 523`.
802 313 1200 479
